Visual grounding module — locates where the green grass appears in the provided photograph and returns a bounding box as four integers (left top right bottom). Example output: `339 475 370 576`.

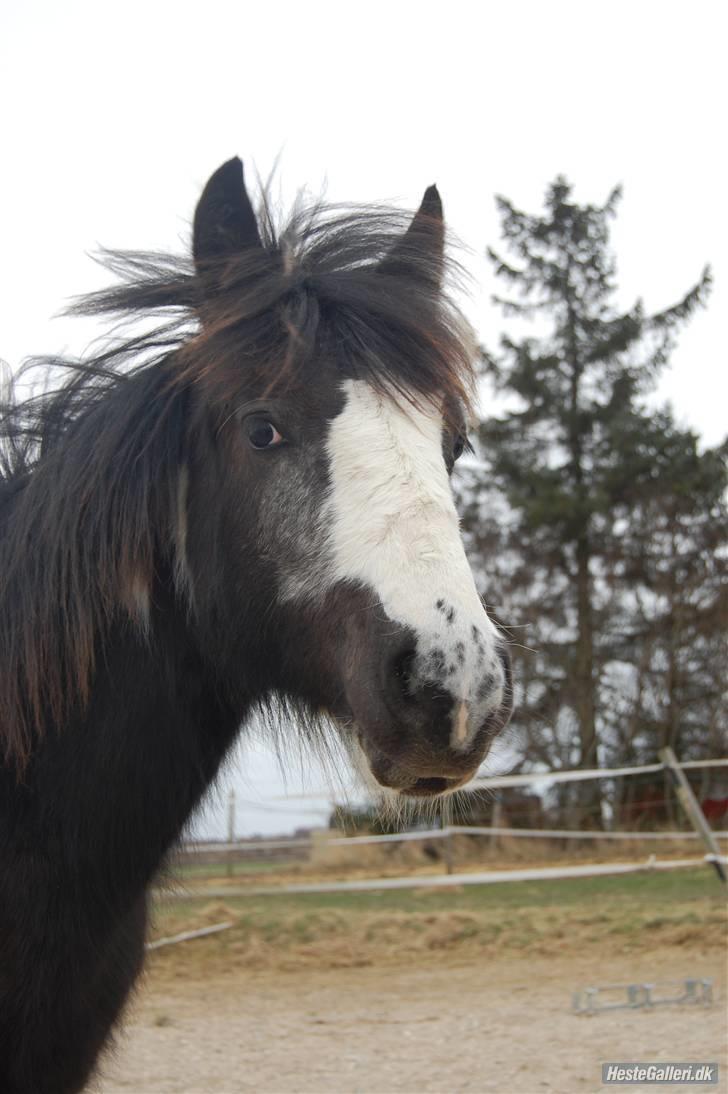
158 866 725 918
149 867 726 973
174 858 298 880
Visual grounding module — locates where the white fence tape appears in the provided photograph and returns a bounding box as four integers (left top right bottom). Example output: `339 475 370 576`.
184 825 727 855
182 757 728 855
236 858 707 896
146 921 233 951
276 757 728 799
468 757 728 791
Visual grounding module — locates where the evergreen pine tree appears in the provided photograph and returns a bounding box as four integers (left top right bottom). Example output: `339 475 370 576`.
465 178 714 823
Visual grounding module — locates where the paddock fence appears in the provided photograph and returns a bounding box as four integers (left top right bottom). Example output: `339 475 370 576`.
170 755 728 895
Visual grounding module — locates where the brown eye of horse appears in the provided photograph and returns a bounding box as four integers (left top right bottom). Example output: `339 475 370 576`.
452 434 466 462
245 417 284 450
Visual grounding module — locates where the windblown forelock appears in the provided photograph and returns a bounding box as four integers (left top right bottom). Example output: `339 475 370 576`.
73 198 477 418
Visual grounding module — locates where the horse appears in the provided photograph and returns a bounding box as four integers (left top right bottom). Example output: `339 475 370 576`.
0 157 513 1093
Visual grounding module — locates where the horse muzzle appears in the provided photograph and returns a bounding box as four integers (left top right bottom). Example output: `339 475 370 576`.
339 612 513 797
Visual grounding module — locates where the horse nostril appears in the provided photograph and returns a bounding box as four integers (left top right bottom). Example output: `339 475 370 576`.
391 647 416 695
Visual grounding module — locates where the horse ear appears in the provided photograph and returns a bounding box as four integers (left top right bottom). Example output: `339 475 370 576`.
379 184 444 287
193 157 262 271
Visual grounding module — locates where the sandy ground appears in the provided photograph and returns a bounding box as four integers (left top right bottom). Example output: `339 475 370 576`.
98 947 726 1094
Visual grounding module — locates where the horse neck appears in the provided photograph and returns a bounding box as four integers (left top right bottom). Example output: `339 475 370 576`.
22 583 244 904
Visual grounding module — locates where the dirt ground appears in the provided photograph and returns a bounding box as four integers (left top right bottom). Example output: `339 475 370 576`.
98 946 726 1094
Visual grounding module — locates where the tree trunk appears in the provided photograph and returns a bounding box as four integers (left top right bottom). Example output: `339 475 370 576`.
565 285 602 828
575 531 601 826
663 518 681 825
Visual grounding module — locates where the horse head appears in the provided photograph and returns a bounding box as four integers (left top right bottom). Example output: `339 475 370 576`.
182 158 513 799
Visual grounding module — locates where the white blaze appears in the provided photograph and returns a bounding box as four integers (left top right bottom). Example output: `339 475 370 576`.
325 379 503 738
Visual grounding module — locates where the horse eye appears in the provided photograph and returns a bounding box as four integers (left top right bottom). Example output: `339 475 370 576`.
245 416 285 450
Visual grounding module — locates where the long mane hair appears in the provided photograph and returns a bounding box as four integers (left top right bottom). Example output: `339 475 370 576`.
0 192 476 770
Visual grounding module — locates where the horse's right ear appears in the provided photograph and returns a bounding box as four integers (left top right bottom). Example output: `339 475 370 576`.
379 185 444 288
193 158 262 272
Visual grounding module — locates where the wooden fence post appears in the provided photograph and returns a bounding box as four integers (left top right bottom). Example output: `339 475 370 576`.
226 787 236 878
441 799 453 876
659 747 726 884
490 795 504 852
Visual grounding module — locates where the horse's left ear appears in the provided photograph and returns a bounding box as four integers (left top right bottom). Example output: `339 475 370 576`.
379 185 444 287
193 157 262 272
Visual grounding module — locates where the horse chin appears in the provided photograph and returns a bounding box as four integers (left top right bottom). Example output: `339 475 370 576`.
366 758 474 799
398 776 466 798
336 719 477 802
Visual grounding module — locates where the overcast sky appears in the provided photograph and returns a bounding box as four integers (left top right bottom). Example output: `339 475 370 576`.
2 1 725 835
